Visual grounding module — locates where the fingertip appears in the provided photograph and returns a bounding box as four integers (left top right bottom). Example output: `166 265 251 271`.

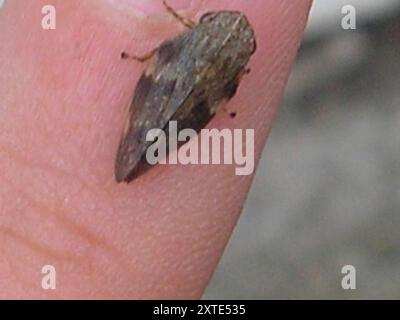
105 0 195 16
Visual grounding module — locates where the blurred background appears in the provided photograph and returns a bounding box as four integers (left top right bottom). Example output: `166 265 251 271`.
205 0 400 299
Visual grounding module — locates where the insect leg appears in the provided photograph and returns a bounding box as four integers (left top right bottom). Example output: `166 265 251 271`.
163 0 196 29
121 49 156 62
222 106 237 118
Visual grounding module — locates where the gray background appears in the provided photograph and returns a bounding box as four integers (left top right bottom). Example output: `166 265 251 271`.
204 0 400 299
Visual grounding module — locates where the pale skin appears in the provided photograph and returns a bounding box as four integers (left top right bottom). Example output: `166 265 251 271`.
0 0 312 298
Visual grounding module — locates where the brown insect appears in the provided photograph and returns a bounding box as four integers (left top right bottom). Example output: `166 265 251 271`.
115 1 256 182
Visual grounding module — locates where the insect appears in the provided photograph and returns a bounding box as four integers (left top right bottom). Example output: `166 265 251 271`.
115 2 256 182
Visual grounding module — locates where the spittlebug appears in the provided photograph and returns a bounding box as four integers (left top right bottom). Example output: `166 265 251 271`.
115 2 256 182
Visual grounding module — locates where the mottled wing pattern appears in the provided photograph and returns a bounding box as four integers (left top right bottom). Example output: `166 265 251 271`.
115 34 196 182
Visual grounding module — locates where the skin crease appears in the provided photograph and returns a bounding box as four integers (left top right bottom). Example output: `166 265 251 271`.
0 0 311 299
